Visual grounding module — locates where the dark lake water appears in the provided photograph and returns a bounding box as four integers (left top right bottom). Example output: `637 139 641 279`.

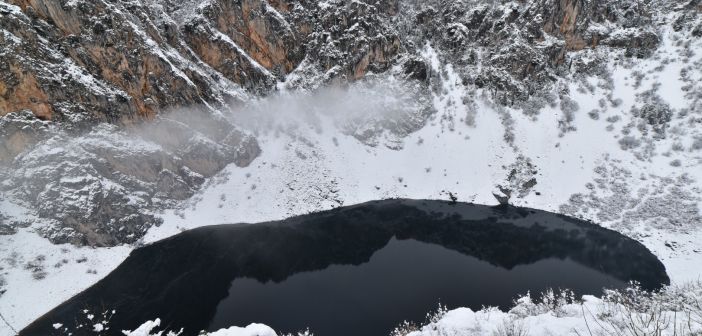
22 199 669 336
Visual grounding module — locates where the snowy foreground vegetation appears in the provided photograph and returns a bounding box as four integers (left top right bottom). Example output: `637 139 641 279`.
60 283 702 336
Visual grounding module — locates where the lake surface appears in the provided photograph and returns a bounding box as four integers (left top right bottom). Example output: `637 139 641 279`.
22 199 669 336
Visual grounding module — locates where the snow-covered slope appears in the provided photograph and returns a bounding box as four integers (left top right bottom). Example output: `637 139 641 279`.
1 0 701 335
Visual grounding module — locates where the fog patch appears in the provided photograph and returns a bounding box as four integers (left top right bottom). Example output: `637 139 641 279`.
0 78 433 246
228 77 434 149
0 108 259 246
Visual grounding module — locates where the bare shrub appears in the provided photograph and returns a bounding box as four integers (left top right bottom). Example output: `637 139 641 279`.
580 282 702 336
390 321 420 336
493 317 529 336
391 303 448 336
511 288 578 318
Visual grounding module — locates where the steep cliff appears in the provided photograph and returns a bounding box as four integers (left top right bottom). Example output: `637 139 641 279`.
1 0 666 124
0 0 402 125
1 0 696 247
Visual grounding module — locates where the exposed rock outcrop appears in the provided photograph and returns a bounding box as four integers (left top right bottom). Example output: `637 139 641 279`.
0 0 402 124
0 110 50 162
0 111 260 246
0 0 671 247
397 0 658 106
1 0 662 123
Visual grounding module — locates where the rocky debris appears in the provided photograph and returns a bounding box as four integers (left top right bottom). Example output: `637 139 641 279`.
496 155 539 201
0 212 15 235
0 113 260 246
447 191 458 203
397 0 659 107
0 200 31 236
402 56 430 82
492 186 512 205
0 110 50 162
673 2 702 34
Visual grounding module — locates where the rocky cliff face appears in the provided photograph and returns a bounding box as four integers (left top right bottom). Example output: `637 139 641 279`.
1 0 669 124
0 109 261 245
396 0 661 108
2 0 696 247
0 0 402 125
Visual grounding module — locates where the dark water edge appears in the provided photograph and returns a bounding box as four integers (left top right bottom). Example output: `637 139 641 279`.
21 199 669 336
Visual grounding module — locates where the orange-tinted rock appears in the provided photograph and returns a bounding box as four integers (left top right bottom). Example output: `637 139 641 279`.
0 63 53 120
0 0 402 123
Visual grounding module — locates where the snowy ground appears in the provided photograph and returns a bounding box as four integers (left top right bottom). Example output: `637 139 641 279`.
2 15 702 336
0 198 131 335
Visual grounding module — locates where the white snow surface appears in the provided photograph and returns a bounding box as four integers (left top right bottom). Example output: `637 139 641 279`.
0 198 131 336
2 11 702 336
122 320 277 336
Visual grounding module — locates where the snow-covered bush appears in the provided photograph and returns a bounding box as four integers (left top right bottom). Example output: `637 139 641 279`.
591 282 702 336
401 283 702 336
52 284 702 336
391 304 449 336
492 318 528 336
510 289 578 318
23 255 47 280
619 136 642 150
692 136 702 151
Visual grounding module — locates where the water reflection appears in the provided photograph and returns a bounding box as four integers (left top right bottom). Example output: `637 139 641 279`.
22 200 669 336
